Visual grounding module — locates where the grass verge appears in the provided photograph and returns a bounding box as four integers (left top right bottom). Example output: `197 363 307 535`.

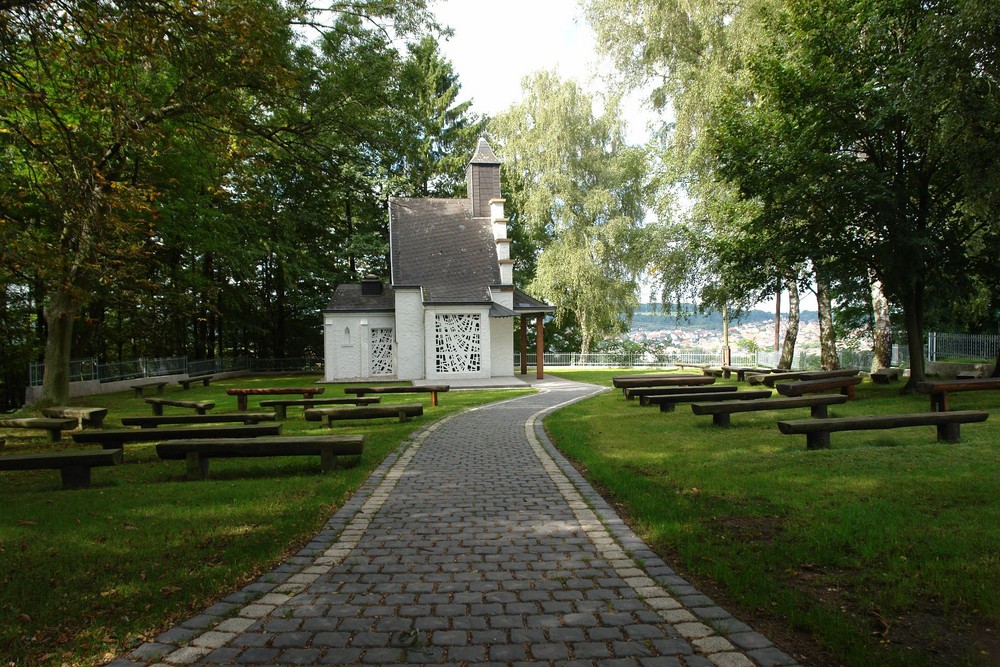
0 375 531 666
545 369 1000 667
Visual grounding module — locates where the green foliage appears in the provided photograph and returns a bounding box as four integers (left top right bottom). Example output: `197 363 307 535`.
490 71 654 354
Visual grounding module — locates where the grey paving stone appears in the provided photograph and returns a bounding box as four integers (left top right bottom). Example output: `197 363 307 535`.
105 381 789 667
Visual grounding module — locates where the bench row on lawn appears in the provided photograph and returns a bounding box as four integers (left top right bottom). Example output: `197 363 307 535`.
1 420 367 488
623 373 994 449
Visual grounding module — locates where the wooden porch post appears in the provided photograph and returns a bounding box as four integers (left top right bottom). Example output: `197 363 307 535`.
535 314 544 379
520 316 528 375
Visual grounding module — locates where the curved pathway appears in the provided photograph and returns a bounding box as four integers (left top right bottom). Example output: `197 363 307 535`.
110 378 800 667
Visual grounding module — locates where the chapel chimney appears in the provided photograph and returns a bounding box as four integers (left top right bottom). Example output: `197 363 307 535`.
466 138 502 218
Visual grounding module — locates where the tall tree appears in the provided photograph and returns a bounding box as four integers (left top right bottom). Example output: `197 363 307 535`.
0 0 434 403
491 72 653 354
398 35 485 197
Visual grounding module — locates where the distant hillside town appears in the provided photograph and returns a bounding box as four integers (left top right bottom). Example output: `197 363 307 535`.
627 304 825 354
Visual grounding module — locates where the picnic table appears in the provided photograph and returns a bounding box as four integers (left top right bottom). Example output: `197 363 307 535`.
226 387 325 411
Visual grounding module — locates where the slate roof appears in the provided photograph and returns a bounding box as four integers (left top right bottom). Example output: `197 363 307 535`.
389 198 502 304
513 287 556 314
323 282 396 313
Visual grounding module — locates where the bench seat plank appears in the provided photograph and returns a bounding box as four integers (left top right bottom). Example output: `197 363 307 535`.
226 387 325 411
751 369 861 387
777 410 989 449
649 390 773 412
776 376 862 400
612 375 714 390
131 381 168 398
145 397 216 415
156 435 364 480
343 385 450 407
0 418 78 441
691 394 849 426
178 375 213 390
624 385 737 401
258 397 381 419
73 423 282 448
0 449 123 489
41 406 109 429
121 413 276 428
305 404 424 425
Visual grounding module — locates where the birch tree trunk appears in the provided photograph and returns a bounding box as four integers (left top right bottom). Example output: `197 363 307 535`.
870 273 893 371
778 277 800 369
816 276 840 370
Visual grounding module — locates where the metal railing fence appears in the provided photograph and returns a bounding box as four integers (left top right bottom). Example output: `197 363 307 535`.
28 355 320 386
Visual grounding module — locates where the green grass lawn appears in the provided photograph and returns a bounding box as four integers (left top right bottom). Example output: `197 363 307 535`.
0 376 531 666
545 369 1000 667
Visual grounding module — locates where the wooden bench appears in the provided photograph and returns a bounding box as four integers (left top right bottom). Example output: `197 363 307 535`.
749 369 861 387
178 375 214 390
691 394 849 427
121 413 277 428
612 374 708 389
145 397 216 415
0 449 123 489
915 377 1000 412
343 385 450 407
41 406 109 429
305 403 424 426
258 397 381 420
131 381 168 398
226 387 325 411
156 435 364 481
625 385 738 401
870 368 902 385
613 375 716 395
73 423 281 449
721 365 773 382
776 376 862 400
647 390 773 412
0 418 78 442
777 411 989 449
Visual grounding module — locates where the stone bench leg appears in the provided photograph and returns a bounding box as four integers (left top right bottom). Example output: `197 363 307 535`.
45 428 64 442
236 395 248 412
658 403 677 413
150 403 164 416
133 387 144 398
711 413 730 427
430 391 438 407
273 405 287 420
195 407 209 415
185 452 210 480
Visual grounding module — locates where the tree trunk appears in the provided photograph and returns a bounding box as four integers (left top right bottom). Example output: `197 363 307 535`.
900 284 926 391
579 311 592 356
778 277 800 369
816 276 839 370
38 286 79 406
870 273 893 372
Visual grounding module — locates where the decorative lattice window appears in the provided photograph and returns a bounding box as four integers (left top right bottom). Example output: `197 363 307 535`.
369 327 394 376
434 314 481 373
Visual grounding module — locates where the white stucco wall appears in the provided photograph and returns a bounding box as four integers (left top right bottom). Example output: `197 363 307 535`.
490 317 515 377
323 312 396 382
394 288 425 380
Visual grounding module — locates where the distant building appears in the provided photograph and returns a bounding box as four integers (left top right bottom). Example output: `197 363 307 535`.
322 140 554 382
